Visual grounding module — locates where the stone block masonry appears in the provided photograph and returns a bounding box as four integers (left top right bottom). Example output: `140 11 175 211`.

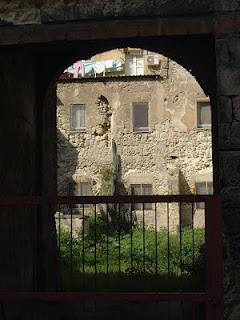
57 58 212 231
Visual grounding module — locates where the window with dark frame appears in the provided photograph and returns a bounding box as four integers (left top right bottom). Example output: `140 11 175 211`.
132 102 149 132
70 104 86 131
131 184 152 210
195 181 213 209
197 101 211 128
68 182 92 211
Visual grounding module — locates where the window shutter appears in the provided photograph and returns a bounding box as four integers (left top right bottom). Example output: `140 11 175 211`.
136 56 144 75
80 182 92 196
133 102 149 132
207 182 213 194
131 184 141 195
79 106 86 128
71 108 78 129
195 182 207 209
131 184 152 210
142 184 152 195
197 102 211 128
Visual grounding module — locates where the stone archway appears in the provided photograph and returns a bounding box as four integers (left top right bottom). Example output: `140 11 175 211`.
0 33 217 290
37 33 217 290
1 9 237 316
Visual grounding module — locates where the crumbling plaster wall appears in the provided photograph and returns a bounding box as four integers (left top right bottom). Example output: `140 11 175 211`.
57 59 212 198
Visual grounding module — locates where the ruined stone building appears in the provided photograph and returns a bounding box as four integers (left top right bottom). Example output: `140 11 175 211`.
57 49 212 228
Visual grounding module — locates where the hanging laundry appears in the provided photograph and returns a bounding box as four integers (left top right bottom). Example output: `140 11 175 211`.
112 59 124 71
93 61 106 75
104 60 114 70
64 65 75 74
84 61 94 76
73 61 85 78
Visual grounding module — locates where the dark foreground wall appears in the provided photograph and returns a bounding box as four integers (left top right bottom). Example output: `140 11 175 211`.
0 0 239 25
0 48 59 293
0 1 240 319
0 50 38 291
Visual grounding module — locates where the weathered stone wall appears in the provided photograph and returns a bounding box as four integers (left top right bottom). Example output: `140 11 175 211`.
0 1 216 25
57 58 212 231
0 0 239 26
0 48 60 296
216 36 240 318
0 50 39 293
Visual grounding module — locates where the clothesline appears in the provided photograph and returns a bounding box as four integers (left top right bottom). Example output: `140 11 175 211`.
64 59 125 78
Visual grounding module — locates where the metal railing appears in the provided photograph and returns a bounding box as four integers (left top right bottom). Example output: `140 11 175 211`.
0 195 223 320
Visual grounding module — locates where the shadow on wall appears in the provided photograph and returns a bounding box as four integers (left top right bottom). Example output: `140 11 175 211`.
179 170 192 195
179 170 193 226
57 128 78 196
112 139 128 196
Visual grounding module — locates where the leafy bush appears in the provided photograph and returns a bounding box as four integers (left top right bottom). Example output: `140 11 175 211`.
58 219 205 291
99 165 115 182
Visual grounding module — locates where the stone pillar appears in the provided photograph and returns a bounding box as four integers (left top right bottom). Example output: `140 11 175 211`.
215 36 240 316
0 49 38 291
40 78 60 291
0 48 59 296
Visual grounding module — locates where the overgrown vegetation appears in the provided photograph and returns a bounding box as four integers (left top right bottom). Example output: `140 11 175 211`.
99 165 115 182
58 215 205 292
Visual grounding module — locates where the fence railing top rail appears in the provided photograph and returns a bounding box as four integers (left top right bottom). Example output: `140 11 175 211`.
0 195 221 205
0 292 207 302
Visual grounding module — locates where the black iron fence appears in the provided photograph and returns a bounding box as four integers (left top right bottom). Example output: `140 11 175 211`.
55 197 206 293
0 195 223 320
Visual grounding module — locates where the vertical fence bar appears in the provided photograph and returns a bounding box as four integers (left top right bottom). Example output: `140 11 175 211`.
179 202 183 282
191 202 195 268
94 204 97 288
130 203 133 272
58 204 61 256
143 203 145 273
155 203 158 275
82 202 85 289
167 202 170 320
179 202 183 320
106 203 109 278
205 196 223 320
58 204 61 289
167 202 170 277
118 203 121 275
70 201 73 290
191 202 196 319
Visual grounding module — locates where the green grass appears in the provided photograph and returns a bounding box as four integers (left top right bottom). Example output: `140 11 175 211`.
58 217 205 292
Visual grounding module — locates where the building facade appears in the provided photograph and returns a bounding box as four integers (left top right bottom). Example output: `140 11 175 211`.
57 49 212 231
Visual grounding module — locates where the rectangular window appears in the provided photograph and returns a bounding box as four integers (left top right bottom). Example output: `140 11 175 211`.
68 182 79 209
70 104 86 131
126 54 144 76
80 182 92 197
133 102 149 132
197 101 211 128
195 181 213 209
131 184 152 210
68 182 92 210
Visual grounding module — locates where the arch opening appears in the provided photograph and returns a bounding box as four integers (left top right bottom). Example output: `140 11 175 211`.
54 46 213 293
